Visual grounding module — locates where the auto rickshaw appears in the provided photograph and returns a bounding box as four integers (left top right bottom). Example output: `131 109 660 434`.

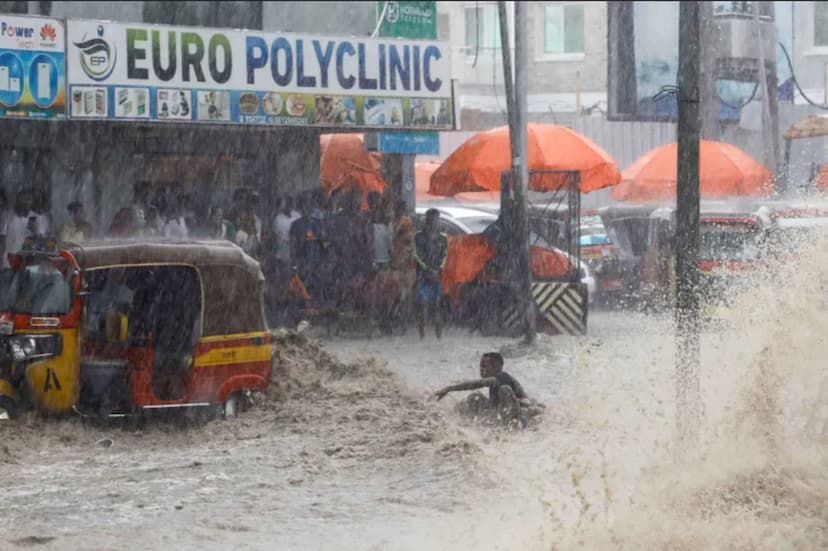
597 202 666 304
639 202 774 311
0 239 272 420
764 202 828 263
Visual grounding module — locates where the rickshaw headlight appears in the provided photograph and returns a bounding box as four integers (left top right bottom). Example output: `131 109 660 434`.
21 338 36 357
9 334 61 361
10 341 25 361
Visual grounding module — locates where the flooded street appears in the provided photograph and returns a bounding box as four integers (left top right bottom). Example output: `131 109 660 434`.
0 298 826 550
4 285 825 551
0 311 658 551
2 0 827 549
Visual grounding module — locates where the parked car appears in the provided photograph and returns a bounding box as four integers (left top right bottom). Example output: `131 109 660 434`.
580 213 625 305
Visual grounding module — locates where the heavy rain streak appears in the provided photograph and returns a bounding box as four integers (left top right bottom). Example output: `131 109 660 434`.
1 1 827 550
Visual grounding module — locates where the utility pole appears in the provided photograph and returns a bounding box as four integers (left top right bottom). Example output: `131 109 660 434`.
675 0 702 460
498 2 517 146
752 0 778 176
499 1 536 343
699 1 719 141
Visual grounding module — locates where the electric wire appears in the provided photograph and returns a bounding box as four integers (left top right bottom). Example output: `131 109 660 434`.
778 41 828 110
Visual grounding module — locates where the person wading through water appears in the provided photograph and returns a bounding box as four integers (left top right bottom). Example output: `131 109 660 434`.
413 208 448 339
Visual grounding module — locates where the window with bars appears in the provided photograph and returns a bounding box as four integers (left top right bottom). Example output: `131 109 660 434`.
543 4 585 55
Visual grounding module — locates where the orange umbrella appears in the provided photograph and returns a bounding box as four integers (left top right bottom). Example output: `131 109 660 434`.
531 246 573 280
612 140 773 202
441 234 496 305
319 134 385 195
415 160 441 202
441 234 574 306
429 123 621 196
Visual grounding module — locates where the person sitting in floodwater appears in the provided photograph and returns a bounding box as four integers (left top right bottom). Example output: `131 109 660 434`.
434 352 531 426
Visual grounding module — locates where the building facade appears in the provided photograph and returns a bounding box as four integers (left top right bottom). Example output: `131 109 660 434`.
792 0 828 99
438 1 607 130
0 1 383 233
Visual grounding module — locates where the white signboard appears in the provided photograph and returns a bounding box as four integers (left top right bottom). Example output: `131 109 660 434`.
66 19 453 128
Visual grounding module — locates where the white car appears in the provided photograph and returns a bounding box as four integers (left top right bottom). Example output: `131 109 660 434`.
414 205 596 300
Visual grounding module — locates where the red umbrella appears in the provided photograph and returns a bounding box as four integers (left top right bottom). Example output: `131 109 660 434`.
612 140 773 202
429 123 621 196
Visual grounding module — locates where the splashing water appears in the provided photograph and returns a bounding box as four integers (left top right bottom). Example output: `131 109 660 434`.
1 232 827 550
558 230 828 550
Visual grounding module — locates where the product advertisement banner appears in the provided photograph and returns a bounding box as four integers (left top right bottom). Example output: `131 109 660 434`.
0 15 66 119
65 19 453 129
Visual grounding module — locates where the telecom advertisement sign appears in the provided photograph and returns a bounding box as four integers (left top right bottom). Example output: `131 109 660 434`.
65 19 454 130
0 15 66 119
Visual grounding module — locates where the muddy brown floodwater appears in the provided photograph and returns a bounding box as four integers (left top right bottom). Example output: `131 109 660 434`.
2 236 828 551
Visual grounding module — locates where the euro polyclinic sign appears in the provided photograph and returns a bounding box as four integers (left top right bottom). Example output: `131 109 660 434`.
66 19 453 129
0 15 66 119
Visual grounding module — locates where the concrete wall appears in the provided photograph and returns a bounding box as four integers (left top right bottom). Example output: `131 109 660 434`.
438 2 607 99
437 1 607 130
43 1 378 34
525 1 607 95
263 1 375 35
47 0 143 22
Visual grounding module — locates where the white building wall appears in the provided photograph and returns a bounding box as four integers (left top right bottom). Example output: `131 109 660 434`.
792 1 828 100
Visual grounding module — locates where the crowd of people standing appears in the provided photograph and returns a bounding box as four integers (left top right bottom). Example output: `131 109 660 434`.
0 180 450 337
263 188 420 334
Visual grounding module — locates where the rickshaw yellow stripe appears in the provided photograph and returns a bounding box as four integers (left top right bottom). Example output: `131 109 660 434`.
199 332 269 342
194 344 272 367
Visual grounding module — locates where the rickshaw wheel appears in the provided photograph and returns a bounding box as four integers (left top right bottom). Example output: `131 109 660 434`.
0 396 19 421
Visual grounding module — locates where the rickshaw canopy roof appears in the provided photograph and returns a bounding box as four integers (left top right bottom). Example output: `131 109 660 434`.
66 240 263 280
783 115 828 140
65 240 266 336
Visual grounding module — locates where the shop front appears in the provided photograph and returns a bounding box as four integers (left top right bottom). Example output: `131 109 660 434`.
0 13 454 239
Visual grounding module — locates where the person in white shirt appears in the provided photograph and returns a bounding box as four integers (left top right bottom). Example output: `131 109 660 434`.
235 216 260 257
5 189 39 265
32 188 51 237
246 191 263 242
162 196 188 240
272 196 300 263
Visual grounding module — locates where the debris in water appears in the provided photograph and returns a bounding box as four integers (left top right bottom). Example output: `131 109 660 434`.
11 536 56 547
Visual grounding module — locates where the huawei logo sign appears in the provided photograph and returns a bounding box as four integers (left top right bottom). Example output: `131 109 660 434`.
40 24 56 42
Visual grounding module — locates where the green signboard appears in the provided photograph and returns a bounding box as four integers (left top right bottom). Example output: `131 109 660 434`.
376 0 442 156
377 1 437 40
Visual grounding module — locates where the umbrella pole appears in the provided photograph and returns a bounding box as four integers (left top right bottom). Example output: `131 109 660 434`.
675 1 702 461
